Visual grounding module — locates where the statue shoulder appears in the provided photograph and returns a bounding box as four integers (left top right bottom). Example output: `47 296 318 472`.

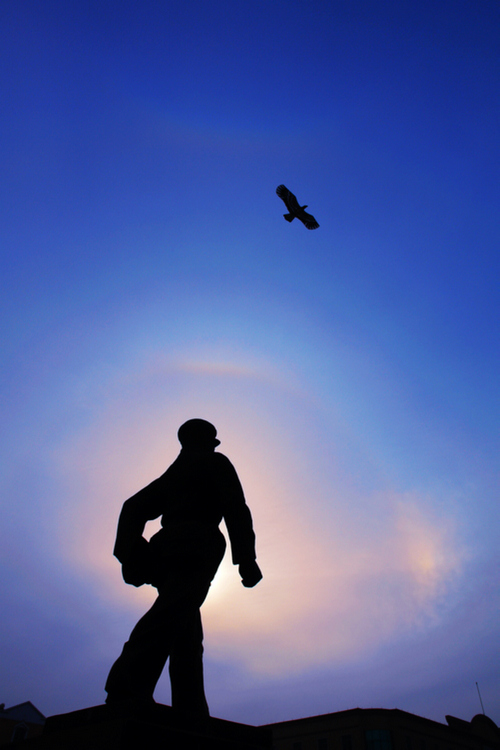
212 451 232 466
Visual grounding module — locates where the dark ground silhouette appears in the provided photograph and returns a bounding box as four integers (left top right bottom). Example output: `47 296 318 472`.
105 419 262 715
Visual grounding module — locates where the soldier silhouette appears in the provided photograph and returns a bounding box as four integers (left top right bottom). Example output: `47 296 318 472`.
105 419 262 715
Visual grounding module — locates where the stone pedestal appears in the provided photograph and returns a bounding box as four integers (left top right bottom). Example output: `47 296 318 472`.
24 702 271 750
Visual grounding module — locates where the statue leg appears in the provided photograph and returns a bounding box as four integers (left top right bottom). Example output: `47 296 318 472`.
105 594 176 703
163 536 226 714
106 533 225 707
169 607 209 716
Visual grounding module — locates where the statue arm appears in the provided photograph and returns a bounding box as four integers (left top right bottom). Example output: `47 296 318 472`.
217 455 263 587
113 477 164 563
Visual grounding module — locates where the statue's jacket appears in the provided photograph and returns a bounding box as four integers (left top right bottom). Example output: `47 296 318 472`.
113 449 257 587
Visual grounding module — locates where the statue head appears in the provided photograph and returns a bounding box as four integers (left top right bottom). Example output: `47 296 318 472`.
177 419 221 450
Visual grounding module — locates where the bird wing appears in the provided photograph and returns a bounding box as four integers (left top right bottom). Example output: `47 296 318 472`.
297 208 319 230
276 184 300 214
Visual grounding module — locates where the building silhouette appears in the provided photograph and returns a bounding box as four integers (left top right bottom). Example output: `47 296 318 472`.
1 702 499 750
0 702 45 745
266 708 500 750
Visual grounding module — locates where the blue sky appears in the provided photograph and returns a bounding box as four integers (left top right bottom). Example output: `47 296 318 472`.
1 0 499 727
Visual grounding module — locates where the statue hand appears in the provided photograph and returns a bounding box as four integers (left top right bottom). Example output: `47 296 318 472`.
121 538 151 587
239 560 263 588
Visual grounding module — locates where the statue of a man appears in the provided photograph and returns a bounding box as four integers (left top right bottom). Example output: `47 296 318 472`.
105 419 262 715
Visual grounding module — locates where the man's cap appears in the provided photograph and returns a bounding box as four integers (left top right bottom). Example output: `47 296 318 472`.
177 419 221 448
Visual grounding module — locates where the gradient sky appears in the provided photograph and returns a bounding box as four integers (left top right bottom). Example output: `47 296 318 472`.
1 0 499 728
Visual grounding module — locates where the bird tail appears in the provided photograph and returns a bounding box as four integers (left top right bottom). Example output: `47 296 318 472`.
283 213 294 222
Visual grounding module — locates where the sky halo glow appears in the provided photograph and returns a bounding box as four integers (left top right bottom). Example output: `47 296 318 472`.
1 0 498 727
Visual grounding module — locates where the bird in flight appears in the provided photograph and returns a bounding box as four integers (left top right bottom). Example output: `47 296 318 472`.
276 184 319 230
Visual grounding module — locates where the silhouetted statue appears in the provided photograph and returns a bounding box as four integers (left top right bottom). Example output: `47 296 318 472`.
105 419 262 715
276 184 320 229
